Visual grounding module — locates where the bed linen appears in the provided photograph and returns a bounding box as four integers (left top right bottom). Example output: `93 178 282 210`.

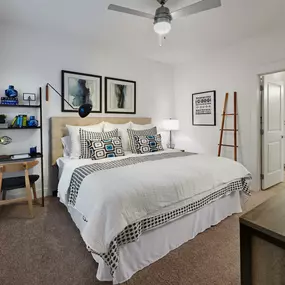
66 123 104 158
66 190 242 284
103 122 131 151
57 150 251 280
57 157 68 179
56 151 133 179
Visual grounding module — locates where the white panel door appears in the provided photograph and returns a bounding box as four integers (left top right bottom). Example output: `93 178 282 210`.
262 75 284 189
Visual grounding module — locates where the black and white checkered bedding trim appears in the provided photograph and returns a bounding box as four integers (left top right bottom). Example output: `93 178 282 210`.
68 151 194 206
87 176 251 276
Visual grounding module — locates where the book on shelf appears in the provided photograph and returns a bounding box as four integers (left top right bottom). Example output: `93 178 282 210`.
0 123 8 129
0 97 19 105
11 153 31 160
0 155 10 160
10 114 28 128
22 115 27 127
11 116 17 127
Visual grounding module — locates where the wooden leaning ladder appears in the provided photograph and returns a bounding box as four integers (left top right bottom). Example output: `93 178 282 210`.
218 92 238 161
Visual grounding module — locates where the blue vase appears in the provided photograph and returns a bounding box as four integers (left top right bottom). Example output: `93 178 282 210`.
5 85 18 98
28 116 38 127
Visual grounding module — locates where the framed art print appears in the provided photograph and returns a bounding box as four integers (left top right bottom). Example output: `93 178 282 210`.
105 77 136 114
192 90 216 126
23 93 36 101
61 70 102 113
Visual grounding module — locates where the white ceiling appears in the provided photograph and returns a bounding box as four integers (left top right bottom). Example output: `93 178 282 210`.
0 0 284 64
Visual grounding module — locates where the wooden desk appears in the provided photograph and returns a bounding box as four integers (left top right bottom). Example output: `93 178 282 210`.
240 191 285 285
0 153 42 163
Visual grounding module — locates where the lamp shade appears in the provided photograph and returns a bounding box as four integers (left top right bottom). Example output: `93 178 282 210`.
78 103 92 118
163 119 179 131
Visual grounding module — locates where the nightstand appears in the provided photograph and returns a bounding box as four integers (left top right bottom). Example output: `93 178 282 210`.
240 192 285 284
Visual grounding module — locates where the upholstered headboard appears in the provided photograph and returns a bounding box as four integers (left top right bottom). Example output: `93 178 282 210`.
50 117 152 164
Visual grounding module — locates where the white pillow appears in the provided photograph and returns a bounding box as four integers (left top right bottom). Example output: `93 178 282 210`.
61 136 71 157
66 123 104 158
104 122 131 151
131 122 153 130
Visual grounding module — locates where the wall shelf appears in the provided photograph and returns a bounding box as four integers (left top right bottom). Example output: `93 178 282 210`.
1 126 42 130
0 88 45 207
0 104 41 108
0 153 42 163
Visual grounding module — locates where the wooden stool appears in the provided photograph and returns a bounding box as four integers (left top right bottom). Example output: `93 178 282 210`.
0 161 39 217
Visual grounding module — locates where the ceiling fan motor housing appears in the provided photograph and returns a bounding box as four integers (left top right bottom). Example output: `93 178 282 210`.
157 0 168 5
154 6 172 24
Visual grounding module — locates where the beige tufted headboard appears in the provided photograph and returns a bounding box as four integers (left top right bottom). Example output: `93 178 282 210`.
50 117 152 164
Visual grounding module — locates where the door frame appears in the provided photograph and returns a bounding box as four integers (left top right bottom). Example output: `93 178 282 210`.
258 69 285 190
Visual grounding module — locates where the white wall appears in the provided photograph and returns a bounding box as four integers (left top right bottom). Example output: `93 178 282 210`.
0 25 174 196
174 29 285 191
2 23 284 196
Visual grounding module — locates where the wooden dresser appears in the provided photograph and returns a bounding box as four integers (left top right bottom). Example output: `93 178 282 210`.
240 191 285 285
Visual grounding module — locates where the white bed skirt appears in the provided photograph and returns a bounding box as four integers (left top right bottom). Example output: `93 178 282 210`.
68 191 242 284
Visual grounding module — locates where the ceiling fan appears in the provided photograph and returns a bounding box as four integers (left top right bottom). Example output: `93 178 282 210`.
108 0 222 38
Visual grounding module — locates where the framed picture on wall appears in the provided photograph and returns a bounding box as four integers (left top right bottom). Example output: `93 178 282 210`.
192 90 216 126
61 70 102 113
105 77 136 114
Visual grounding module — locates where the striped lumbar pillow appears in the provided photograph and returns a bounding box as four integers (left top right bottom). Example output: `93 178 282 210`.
79 128 118 159
127 127 157 153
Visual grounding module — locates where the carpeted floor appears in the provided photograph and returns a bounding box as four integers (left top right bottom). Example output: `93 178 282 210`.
0 184 283 285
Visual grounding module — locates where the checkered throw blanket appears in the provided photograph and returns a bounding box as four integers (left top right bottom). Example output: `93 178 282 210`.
67 152 251 276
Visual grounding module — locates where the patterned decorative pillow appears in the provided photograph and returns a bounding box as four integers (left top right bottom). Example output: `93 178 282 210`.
87 137 125 160
127 127 157 153
134 134 164 154
79 128 119 159
66 123 104 158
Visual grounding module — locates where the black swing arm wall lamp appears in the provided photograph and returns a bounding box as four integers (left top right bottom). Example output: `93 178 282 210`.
45 83 93 118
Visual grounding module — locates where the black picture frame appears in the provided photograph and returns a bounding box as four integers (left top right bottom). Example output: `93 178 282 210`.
61 70 102 113
23 93 36 101
105 77 136 114
192 90 216 126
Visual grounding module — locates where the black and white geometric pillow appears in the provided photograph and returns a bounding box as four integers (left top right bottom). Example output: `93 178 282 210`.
87 137 125 160
79 128 119 159
134 134 164 154
127 127 157 153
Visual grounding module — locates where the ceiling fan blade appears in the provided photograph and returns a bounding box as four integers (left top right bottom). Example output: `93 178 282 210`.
108 4 154 20
171 0 221 20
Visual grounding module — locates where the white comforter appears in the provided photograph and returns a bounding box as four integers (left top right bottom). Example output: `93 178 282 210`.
58 150 250 254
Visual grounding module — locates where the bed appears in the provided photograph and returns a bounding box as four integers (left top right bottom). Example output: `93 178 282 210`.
52 117 251 284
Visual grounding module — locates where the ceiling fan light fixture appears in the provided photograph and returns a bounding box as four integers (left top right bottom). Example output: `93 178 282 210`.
108 0 222 41
154 19 171 35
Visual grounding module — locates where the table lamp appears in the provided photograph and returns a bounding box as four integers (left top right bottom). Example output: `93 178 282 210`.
163 118 179 149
